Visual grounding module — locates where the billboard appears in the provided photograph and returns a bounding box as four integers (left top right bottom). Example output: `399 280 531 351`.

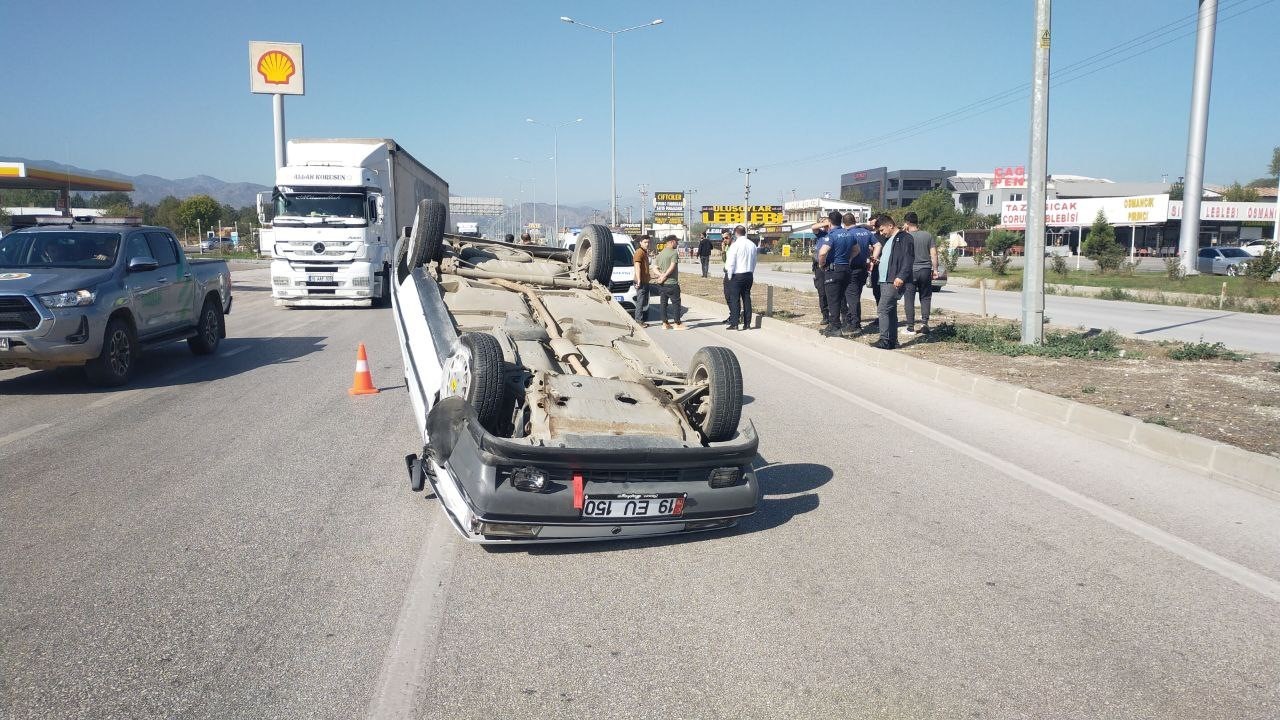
249 42 304 95
700 205 785 225
1000 194 1170 229
992 166 1026 188
653 191 686 225
1168 200 1277 222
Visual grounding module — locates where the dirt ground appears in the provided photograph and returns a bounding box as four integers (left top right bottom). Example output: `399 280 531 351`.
679 275 1280 459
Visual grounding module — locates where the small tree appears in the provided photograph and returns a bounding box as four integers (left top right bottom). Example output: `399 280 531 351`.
177 195 222 234
0 206 9 230
986 229 1021 256
1081 209 1124 273
1168 181 1184 200
1221 181 1259 202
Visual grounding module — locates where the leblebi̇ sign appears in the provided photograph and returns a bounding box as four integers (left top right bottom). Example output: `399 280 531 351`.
249 41 304 95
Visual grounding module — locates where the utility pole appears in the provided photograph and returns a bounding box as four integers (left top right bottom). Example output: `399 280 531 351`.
1021 0 1051 345
738 168 756 230
638 184 649 237
684 188 697 242
1177 0 1218 275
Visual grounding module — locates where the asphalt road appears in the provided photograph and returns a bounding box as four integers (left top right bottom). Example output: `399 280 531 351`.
683 261 1280 355
2 268 1278 719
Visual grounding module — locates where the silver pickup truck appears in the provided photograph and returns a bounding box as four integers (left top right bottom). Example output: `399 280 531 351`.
0 219 232 386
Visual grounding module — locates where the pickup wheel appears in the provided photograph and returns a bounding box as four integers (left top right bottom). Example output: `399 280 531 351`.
442 332 504 434
688 346 743 443
85 317 136 387
573 224 615 286
188 296 223 355
408 199 447 267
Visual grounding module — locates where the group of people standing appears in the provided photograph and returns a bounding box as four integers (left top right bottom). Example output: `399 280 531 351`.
812 210 938 349
630 233 687 330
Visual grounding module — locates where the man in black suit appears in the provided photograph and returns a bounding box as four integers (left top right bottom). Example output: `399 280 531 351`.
697 234 713 278
870 214 915 349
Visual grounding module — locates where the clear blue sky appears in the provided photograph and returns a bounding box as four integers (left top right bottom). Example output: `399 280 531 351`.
6 0 1278 208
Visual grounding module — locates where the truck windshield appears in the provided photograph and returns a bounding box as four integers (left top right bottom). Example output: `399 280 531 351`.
0 231 121 269
275 192 367 223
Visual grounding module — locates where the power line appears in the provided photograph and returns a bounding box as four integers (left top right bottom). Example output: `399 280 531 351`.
691 0 1273 197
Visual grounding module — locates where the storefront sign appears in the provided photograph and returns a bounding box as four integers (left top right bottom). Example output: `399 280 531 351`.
700 205 784 225
1168 200 1277 222
1000 194 1169 229
992 166 1026 188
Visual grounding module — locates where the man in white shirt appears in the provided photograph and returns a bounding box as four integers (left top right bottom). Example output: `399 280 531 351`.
723 225 759 330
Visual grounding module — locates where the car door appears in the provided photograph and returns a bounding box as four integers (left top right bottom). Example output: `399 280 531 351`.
121 232 166 334
144 231 188 332
1196 248 1215 274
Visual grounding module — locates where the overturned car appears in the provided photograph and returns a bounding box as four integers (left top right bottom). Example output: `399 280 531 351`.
390 200 759 543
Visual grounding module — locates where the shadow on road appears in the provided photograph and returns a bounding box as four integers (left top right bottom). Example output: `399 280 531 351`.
1135 313 1234 335
0 336 327 395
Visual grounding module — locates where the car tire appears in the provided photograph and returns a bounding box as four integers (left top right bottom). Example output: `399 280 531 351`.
409 199 447 267
85 317 137 387
688 346 743 443
188 296 223 355
573 224 615 286
447 332 504 434
1227 265 1240 277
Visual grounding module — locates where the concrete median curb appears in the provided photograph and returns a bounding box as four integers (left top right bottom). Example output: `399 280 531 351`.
680 293 1280 499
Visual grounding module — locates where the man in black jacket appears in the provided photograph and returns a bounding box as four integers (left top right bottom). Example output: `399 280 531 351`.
697 235 713 278
870 214 915 349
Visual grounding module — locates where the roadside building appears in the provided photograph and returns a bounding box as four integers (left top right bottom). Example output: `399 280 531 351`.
840 167 956 208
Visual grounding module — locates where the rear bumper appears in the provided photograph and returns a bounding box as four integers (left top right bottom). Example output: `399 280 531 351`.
418 397 760 544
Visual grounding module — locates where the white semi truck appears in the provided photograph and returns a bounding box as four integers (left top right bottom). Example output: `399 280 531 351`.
261 138 448 307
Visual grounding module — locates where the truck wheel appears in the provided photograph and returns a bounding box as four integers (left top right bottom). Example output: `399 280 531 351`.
573 224 614 286
442 332 504 434
688 346 743 443
188 296 223 355
85 317 137 387
409 199 447 267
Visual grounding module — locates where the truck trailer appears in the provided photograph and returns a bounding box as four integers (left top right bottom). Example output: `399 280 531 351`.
261 138 448 307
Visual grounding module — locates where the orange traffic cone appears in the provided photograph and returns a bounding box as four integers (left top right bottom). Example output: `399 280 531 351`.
348 343 380 395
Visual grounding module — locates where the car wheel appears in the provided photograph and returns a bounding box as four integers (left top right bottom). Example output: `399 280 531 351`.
687 346 743 444
1226 265 1240 277
85 317 136 387
408 199 446 267
442 332 504 434
188 296 223 355
573 224 615 286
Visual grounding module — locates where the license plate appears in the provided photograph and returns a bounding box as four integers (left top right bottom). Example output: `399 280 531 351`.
0 338 8 351
582 494 685 519
613 294 625 302
307 275 333 282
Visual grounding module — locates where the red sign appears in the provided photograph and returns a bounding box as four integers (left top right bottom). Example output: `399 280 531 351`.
993 165 1026 188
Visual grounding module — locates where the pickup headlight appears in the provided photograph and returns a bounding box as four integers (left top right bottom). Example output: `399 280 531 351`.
38 289 97 308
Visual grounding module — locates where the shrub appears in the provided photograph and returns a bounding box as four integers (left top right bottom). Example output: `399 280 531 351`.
1117 259 1138 276
1081 209 1124 273
1167 341 1246 361
1244 248 1280 281
1100 287 1132 301
932 322 1121 359
972 247 990 267
989 253 1012 275
939 242 959 272
1049 254 1069 277
986 229 1021 257
1164 256 1185 280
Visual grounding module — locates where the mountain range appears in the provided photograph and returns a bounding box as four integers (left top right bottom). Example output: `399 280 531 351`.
2 157 615 229
1 157 271 208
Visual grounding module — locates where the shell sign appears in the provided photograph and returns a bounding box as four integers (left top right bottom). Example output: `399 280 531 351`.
249 41 304 95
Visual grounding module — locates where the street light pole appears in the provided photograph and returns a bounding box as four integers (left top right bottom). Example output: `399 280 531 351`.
1177 0 1218 275
526 117 583 244
1021 0 1051 345
738 168 757 229
561 16 664 228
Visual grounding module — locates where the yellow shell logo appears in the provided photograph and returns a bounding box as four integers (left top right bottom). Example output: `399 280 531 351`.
256 50 296 85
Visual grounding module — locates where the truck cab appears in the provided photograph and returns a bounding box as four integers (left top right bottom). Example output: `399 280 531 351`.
263 164 389 307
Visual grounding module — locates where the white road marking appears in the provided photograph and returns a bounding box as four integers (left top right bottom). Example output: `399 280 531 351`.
366 510 460 719
85 389 146 410
704 325 1280 604
0 423 52 449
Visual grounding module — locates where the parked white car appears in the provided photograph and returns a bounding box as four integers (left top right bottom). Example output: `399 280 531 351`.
1241 239 1277 257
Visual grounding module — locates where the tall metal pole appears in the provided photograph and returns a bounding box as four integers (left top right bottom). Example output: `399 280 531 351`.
638 184 648 237
1021 0 1051 345
553 128 559 240
1178 0 1218 275
738 168 756 229
610 33 617 227
272 94 286 169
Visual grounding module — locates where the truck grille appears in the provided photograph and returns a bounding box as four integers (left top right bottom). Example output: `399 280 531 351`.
0 296 40 331
608 281 630 293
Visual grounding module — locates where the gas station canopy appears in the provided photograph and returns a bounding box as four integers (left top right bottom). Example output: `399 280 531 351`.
0 161 133 193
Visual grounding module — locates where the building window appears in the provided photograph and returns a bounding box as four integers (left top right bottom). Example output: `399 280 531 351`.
987 193 994 205
887 179 900 191
902 179 933 191
1011 193 1023 202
